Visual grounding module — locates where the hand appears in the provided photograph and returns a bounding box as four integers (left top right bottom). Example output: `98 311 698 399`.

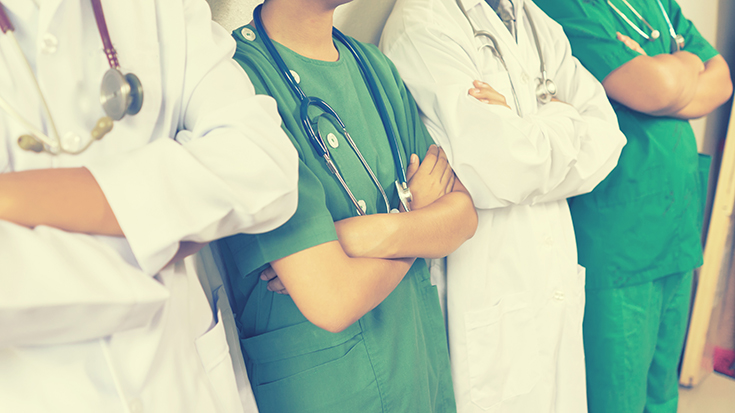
468 80 511 109
616 32 647 55
261 265 289 295
404 145 456 211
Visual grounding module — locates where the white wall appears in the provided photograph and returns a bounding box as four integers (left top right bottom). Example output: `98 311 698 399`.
206 0 398 43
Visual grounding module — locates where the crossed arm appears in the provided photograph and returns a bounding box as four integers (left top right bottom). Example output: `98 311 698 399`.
262 145 477 333
0 168 204 265
603 33 732 119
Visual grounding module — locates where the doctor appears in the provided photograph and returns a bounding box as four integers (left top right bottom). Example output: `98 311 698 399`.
381 0 626 412
0 0 297 412
535 0 732 411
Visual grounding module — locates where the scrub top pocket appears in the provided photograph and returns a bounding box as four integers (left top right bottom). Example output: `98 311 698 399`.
241 321 382 413
464 293 541 411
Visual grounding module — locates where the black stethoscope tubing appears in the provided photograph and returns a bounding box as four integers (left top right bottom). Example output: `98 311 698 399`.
253 4 412 215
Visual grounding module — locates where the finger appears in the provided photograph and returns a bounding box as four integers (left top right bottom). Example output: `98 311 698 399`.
445 171 457 195
419 145 440 173
405 153 420 182
267 276 286 293
260 266 278 281
433 147 450 176
469 86 509 107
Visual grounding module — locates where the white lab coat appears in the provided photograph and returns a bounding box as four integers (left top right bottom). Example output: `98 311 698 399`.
0 0 297 412
381 0 626 412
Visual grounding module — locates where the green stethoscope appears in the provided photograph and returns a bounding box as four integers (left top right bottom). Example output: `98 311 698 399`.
253 4 412 216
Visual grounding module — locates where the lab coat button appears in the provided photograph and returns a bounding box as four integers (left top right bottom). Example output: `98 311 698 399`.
327 132 339 148
290 70 300 84
357 199 367 214
129 399 143 413
40 33 58 54
241 28 256 41
554 291 565 301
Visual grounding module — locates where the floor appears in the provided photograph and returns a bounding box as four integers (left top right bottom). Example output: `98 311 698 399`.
678 373 735 412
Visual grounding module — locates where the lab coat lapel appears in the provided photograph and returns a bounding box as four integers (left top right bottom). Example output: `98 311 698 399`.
37 0 64 35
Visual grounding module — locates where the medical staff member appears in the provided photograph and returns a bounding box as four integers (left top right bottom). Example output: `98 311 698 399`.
0 0 298 412
533 0 732 412
381 0 627 412
215 0 478 412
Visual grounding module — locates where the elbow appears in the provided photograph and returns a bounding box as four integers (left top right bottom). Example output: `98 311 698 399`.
296 294 361 334
717 75 733 106
459 193 478 241
314 318 354 334
306 308 358 334
642 74 686 113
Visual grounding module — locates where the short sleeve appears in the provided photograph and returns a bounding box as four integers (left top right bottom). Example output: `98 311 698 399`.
221 159 339 278
667 0 719 62
534 0 640 82
222 42 340 277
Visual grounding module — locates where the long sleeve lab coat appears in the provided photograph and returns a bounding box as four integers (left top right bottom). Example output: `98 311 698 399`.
0 0 297 412
381 0 626 411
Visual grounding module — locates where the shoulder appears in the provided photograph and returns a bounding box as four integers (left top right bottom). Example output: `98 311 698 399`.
345 35 407 96
383 0 470 49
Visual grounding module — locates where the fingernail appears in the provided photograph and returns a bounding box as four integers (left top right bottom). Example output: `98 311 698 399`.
470 88 480 94
411 154 418 163
260 274 267 280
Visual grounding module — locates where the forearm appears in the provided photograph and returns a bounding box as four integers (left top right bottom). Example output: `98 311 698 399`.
271 241 415 333
603 52 702 115
335 190 477 260
0 167 122 235
670 55 733 119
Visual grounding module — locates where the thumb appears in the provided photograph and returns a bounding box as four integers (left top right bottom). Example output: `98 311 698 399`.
405 154 419 181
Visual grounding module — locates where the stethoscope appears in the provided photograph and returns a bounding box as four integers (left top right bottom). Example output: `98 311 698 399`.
607 0 685 53
253 4 412 216
456 0 557 117
0 0 143 155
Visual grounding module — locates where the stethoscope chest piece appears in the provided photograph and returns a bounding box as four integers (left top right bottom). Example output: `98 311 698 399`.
536 76 557 104
100 68 144 121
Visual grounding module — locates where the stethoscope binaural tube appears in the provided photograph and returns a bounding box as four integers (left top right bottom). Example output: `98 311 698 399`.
253 4 411 216
0 0 143 154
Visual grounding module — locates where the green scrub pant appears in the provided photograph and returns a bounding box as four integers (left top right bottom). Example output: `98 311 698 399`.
584 271 692 413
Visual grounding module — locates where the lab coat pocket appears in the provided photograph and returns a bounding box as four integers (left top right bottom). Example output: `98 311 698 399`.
464 293 541 411
195 309 242 413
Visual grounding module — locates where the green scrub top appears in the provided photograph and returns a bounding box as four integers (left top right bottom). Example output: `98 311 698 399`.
217 26 456 413
534 0 717 289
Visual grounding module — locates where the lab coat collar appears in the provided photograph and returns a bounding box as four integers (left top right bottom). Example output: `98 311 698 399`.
458 0 525 16
461 0 527 64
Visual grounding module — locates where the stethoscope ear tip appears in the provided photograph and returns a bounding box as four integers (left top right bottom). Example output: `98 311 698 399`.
18 134 44 152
